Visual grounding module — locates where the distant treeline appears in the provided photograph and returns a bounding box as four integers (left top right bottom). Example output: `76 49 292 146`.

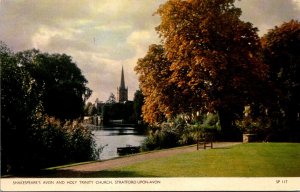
84 90 144 126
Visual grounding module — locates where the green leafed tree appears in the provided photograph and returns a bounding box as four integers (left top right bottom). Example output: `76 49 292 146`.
106 93 117 104
261 20 300 141
16 50 92 120
133 89 144 122
1 42 96 173
1 42 43 172
84 102 98 116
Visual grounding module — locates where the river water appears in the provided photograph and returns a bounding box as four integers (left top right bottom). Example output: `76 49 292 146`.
92 126 146 160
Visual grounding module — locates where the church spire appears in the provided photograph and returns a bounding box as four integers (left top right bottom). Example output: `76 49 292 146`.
120 65 125 88
117 65 128 103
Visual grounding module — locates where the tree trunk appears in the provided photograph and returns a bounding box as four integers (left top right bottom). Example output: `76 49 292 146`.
218 108 241 141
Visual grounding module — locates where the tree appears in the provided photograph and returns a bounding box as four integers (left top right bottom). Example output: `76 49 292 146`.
135 44 185 124
261 20 300 141
16 50 92 120
135 45 171 123
1 42 97 173
1 42 43 172
106 93 117 104
137 0 269 139
133 90 144 122
84 102 98 116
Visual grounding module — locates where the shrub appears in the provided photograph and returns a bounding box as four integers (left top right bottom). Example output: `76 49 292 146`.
141 122 182 151
27 117 100 169
235 105 271 141
3 116 100 173
180 113 221 144
141 113 221 151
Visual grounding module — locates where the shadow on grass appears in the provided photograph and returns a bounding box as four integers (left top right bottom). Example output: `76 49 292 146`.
212 147 232 150
7 169 157 178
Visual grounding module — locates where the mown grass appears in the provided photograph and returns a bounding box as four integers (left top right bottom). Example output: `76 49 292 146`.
92 143 300 177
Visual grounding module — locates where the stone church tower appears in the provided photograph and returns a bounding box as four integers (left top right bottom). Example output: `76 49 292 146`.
117 66 128 103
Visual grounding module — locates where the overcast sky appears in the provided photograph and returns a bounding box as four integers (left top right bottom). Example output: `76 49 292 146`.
1 0 299 103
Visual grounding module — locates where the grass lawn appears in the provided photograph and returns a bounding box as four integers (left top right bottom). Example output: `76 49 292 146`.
92 143 300 177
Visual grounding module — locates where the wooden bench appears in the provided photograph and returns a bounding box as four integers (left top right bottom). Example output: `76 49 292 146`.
197 132 214 150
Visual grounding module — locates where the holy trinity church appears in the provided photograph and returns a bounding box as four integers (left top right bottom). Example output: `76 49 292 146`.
117 66 128 103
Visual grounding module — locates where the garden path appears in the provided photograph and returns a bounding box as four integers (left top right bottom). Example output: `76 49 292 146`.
46 142 241 177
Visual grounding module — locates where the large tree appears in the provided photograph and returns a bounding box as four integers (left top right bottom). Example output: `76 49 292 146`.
261 20 300 141
135 44 186 124
16 50 92 120
137 0 269 139
1 42 95 173
133 90 144 122
1 42 43 172
84 102 98 116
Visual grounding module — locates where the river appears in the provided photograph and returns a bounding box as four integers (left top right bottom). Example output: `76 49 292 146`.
92 126 146 160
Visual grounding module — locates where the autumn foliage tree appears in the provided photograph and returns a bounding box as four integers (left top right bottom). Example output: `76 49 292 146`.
136 44 180 124
136 0 269 139
261 20 300 141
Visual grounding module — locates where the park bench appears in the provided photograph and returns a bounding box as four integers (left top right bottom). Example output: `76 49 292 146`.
197 132 214 150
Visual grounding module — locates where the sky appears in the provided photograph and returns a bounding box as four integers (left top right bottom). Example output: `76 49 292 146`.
1 0 299 103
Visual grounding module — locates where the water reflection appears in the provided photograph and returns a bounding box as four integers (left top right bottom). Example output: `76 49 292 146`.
92 126 146 160
98 127 141 136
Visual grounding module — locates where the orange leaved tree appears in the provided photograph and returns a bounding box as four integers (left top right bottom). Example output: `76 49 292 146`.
137 0 269 140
